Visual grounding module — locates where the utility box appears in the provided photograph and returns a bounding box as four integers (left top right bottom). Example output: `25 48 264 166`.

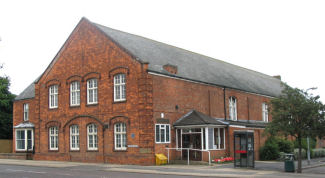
155 154 167 165
284 154 295 172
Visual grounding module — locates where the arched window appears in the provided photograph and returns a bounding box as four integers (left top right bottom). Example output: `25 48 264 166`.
49 127 58 150
70 81 80 106
114 74 126 102
114 123 126 150
229 97 237 121
87 79 98 104
87 124 98 150
262 103 268 122
70 125 79 150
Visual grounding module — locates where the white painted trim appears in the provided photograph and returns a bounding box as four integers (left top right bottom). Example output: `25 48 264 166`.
113 74 126 102
205 127 209 151
87 79 98 105
114 123 127 150
87 124 98 151
70 125 80 151
229 125 246 128
49 127 58 150
49 85 58 109
148 71 275 99
174 125 226 128
15 129 34 151
70 81 80 106
155 124 171 144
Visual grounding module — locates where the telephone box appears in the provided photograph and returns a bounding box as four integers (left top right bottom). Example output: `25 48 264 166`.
234 130 254 168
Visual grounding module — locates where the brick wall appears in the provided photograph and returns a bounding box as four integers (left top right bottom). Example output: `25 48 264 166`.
13 19 155 165
151 74 271 160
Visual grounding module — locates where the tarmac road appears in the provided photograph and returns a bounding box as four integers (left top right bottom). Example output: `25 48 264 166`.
0 164 210 178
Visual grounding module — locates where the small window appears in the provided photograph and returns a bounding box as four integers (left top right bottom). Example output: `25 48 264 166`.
114 74 126 102
23 103 29 121
15 129 33 151
70 125 79 150
155 124 170 143
87 79 98 104
114 123 126 150
49 127 58 150
229 97 237 121
70 81 80 106
262 103 269 122
49 85 58 108
213 128 225 150
87 124 98 150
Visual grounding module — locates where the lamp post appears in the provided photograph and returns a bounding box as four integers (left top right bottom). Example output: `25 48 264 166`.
305 87 316 166
307 137 310 165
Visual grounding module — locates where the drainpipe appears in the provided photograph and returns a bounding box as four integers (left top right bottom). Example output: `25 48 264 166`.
223 87 226 120
224 87 231 157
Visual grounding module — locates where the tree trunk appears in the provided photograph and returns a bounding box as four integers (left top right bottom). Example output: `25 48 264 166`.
297 136 302 173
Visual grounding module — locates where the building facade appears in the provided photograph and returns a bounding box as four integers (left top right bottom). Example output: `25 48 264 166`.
13 17 283 165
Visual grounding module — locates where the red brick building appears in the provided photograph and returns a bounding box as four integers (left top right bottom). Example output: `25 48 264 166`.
13 17 283 165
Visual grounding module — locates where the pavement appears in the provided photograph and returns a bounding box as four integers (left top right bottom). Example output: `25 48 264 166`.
0 158 324 177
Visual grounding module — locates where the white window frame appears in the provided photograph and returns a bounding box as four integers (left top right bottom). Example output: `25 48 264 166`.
70 81 80 106
212 127 226 150
114 123 127 150
15 129 34 151
23 103 29 121
87 79 98 104
70 125 79 150
49 85 58 109
262 103 269 122
87 124 98 150
229 97 237 121
49 127 58 150
114 74 126 102
155 124 170 143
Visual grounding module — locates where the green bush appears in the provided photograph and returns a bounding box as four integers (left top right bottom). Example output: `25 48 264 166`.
294 138 316 150
311 148 325 158
277 139 294 153
259 142 280 160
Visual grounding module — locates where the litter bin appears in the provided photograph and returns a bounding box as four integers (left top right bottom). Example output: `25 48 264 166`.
284 154 295 172
155 154 167 165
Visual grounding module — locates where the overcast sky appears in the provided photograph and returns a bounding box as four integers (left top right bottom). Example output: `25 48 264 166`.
0 0 324 101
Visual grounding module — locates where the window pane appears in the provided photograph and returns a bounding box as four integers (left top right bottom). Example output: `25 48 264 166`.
155 125 160 142
166 125 170 142
160 127 165 142
220 128 225 149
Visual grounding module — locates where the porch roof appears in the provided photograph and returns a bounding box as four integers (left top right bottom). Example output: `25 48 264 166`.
14 122 35 129
173 110 227 127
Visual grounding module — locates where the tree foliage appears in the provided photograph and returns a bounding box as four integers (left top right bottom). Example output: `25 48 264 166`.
266 84 325 173
0 65 15 139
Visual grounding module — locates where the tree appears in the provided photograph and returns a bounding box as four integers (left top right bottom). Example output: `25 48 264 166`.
0 65 15 139
266 84 325 173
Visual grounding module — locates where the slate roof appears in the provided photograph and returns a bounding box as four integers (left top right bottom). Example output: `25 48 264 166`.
15 18 283 101
15 83 35 101
173 110 227 127
94 22 283 97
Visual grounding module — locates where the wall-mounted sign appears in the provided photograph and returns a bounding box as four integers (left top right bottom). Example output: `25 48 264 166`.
128 145 139 148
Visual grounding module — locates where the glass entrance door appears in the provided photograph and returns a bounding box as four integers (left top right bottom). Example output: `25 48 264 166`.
234 131 254 168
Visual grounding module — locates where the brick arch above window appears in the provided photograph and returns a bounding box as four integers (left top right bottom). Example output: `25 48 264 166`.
45 120 61 129
109 115 130 130
63 115 105 130
82 72 101 82
66 75 82 84
108 66 129 78
45 79 61 88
